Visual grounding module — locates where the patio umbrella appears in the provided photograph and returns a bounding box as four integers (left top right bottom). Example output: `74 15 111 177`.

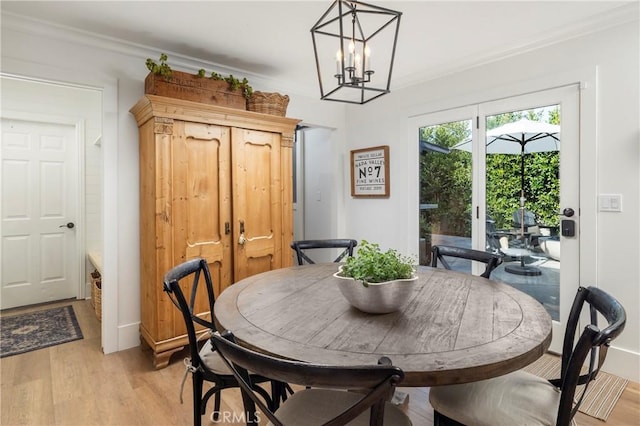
486 117 559 172
453 118 560 239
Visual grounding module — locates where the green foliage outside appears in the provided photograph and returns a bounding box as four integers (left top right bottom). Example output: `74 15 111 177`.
419 107 560 240
419 122 472 237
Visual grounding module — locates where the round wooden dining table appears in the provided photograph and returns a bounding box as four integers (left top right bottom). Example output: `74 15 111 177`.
214 263 552 387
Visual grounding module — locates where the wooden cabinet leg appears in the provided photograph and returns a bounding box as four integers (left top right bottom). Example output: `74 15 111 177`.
153 346 184 369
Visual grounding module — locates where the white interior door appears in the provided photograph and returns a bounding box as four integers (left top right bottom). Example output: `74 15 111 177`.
1 118 79 309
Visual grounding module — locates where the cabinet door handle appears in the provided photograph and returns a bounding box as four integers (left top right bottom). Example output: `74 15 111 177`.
238 220 246 245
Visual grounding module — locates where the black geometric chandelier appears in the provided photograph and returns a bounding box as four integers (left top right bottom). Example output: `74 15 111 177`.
311 0 402 104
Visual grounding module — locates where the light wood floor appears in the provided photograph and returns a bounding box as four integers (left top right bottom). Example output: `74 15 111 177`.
1 299 639 425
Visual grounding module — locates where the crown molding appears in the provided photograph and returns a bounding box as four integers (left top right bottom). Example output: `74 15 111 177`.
1 11 316 98
396 2 639 90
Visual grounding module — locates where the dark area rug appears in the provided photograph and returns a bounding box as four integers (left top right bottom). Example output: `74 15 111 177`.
1 305 83 358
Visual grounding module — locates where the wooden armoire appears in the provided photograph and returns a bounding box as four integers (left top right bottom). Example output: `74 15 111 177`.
130 95 300 368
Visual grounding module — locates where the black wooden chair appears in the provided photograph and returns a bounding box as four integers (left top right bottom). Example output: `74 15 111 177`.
291 239 357 265
429 286 626 426
431 245 503 278
163 258 287 426
210 330 411 426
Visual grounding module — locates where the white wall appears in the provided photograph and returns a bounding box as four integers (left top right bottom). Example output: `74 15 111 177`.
342 20 639 381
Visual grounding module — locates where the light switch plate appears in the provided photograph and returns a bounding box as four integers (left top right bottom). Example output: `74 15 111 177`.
599 194 622 212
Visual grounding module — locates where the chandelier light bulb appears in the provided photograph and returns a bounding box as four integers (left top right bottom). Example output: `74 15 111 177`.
348 40 355 68
364 45 371 71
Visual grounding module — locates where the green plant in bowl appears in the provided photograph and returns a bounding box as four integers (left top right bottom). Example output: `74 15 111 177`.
339 240 416 286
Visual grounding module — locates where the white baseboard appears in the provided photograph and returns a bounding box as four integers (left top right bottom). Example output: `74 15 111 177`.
118 321 141 351
601 345 639 383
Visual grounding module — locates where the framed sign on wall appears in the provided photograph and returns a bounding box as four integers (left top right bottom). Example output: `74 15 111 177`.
350 145 390 198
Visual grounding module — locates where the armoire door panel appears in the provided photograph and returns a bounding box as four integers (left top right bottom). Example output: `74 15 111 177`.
232 128 282 281
243 257 274 281
173 121 233 297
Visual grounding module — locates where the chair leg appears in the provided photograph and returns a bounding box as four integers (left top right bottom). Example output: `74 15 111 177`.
433 409 465 426
192 374 203 426
270 380 294 410
213 391 221 420
270 381 281 410
284 383 294 400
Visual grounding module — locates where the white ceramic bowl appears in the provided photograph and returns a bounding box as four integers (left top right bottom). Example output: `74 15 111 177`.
333 270 418 314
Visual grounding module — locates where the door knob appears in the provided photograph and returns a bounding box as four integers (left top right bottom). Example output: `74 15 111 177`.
59 222 75 229
562 208 575 217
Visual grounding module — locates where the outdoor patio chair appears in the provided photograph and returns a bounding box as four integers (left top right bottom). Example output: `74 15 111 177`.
485 217 503 253
210 330 412 426
512 208 542 247
431 245 503 278
291 239 357 265
162 258 290 426
430 286 626 426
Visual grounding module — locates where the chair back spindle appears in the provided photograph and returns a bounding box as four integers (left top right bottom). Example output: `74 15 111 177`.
431 245 503 278
291 239 357 265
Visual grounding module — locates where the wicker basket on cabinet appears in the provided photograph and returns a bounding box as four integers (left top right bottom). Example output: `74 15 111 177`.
247 91 290 116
